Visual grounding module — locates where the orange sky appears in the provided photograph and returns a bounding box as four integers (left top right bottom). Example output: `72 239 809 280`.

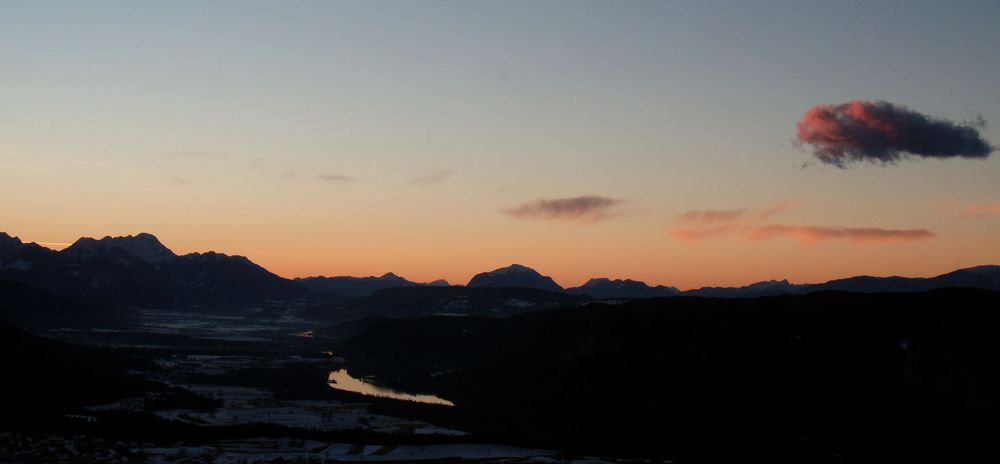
2 2 999 289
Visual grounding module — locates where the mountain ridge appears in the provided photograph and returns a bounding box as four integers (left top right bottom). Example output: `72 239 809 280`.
2 231 999 309
296 272 449 298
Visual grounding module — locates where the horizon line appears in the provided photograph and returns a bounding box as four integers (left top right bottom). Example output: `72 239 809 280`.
4 230 993 292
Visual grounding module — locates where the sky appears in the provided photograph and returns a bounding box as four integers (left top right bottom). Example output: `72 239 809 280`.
2 0 999 289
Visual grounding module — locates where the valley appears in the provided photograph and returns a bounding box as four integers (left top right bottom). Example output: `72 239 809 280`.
3 232 1000 462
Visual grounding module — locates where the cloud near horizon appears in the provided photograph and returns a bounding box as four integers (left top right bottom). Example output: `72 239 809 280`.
745 225 935 244
669 225 738 243
669 201 933 245
504 195 623 222
796 100 994 166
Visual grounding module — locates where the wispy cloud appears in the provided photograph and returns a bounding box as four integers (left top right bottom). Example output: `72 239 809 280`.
672 200 796 228
668 225 738 243
408 169 455 188
677 209 745 224
668 200 932 245
960 203 1000 217
504 195 623 223
754 199 800 220
745 225 935 244
131 188 199 194
315 174 355 182
163 150 225 159
171 176 190 184
796 100 994 167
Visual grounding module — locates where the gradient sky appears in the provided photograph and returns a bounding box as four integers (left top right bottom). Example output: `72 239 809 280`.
2 0 999 289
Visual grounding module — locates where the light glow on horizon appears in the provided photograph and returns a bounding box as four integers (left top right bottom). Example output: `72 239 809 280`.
2 2 998 290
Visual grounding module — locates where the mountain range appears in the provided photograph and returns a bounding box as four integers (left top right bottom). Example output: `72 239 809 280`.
463 263 1000 298
2 231 999 314
566 278 680 299
0 232 311 308
296 273 448 298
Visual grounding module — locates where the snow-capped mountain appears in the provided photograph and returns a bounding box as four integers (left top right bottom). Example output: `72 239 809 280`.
466 264 563 292
61 233 177 265
0 232 315 308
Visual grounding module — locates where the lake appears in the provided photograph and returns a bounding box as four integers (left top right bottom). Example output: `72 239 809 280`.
327 369 455 406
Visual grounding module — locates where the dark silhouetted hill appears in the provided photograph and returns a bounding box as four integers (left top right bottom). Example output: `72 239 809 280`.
296 272 447 298
0 319 151 428
687 278 806 297
466 264 563 292
336 289 1000 462
566 278 679 299
304 286 589 322
0 279 129 329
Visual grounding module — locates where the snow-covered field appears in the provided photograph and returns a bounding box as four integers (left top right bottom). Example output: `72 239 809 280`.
132 309 300 342
150 383 465 435
139 438 582 463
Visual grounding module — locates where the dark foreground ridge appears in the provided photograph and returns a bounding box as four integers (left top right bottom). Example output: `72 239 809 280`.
335 288 1000 461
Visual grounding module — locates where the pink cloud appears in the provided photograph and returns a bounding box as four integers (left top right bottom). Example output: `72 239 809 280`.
668 200 801 242
960 203 1000 217
745 225 935 244
796 100 993 166
668 225 737 243
753 199 800 220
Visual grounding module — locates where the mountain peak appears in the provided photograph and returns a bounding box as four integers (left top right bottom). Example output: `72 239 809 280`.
0 232 23 247
63 233 177 264
0 232 27 257
489 264 537 275
467 264 563 291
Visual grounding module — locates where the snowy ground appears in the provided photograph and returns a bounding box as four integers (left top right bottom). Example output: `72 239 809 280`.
138 438 616 463
132 309 304 342
146 383 465 435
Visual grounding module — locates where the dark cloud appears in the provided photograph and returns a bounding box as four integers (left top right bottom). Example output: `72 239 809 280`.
796 100 994 166
504 195 623 222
